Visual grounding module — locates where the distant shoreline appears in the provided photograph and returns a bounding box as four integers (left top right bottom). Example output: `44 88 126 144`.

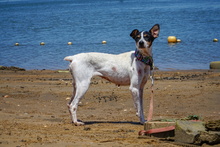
1 65 219 74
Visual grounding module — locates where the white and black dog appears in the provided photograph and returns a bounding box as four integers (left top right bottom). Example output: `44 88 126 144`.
64 24 160 126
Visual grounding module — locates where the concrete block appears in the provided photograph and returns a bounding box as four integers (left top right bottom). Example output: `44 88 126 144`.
144 121 176 138
144 121 176 130
175 120 206 144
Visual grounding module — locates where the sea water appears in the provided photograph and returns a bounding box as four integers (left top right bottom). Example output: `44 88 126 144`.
0 0 219 70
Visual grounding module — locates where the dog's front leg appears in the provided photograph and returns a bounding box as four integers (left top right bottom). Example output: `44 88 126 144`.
130 85 146 124
129 72 146 124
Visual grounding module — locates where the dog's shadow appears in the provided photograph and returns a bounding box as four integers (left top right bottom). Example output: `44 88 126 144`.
84 121 141 125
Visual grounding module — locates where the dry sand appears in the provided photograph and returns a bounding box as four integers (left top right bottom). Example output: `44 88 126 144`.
0 69 220 146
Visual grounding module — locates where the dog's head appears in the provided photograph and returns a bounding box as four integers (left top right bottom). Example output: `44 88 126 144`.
130 24 160 56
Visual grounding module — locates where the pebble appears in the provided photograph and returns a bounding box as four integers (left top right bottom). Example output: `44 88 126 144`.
84 127 91 131
4 95 9 98
66 97 71 100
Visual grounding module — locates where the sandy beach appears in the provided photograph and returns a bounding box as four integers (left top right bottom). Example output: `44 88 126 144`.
0 68 220 146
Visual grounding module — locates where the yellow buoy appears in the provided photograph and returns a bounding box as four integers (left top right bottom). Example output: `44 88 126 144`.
210 61 220 69
177 39 181 43
67 42 73 45
14 43 20 46
167 36 177 43
213 38 218 42
40 42 45 45
102 40 107 44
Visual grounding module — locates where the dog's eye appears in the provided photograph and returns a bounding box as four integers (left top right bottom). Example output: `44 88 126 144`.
136 35 141 38
144 34 148 37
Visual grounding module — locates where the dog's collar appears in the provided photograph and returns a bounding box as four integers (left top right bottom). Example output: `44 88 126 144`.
135 49 153 70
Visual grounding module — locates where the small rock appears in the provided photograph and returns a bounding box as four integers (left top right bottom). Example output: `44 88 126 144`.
4 95 9 98
37 136 42 142
194 131 220 145
84 127 91 131
66 97 71 100
205 120 220 131
20 139 27 142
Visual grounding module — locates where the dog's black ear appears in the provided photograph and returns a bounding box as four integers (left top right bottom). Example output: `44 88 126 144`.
149 24 160 38
130 29 139 39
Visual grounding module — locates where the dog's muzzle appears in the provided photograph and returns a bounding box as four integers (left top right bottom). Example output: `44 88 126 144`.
138 41 145 48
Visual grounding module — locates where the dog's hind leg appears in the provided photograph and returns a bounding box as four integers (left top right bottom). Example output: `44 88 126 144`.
68 78 91 126
67 81 76 120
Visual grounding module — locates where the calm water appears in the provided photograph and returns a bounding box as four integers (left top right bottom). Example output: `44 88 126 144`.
0 0 220 70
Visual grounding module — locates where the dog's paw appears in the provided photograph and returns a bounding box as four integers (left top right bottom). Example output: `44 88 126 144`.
140 119 146 125
136 112 140 117
74 121 85 126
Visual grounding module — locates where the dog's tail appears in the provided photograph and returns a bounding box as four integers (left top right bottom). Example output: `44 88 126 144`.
64 56 74 62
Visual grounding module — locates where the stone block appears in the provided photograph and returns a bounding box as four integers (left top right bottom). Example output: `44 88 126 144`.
144 121 176 130
175 120 206 144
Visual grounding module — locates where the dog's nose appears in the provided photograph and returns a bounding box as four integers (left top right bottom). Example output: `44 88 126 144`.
139 41 144 46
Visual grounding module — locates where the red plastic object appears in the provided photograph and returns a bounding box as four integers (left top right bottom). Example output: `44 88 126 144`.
139 125 175 136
